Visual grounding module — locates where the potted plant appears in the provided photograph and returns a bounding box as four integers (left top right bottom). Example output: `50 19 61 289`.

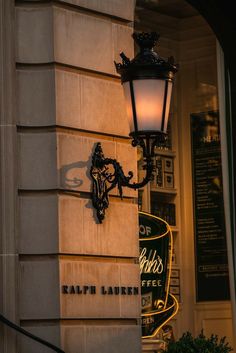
164 331 232 353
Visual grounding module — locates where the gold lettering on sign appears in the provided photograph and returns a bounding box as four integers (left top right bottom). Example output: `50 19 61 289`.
142 316 155 325
139 248 164 274
141 279 162 287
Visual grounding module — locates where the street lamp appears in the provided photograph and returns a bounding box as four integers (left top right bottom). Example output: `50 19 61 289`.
90 32 178 223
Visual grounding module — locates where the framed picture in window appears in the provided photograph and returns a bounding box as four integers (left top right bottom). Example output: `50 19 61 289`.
164 157 174 173
164 173 174 188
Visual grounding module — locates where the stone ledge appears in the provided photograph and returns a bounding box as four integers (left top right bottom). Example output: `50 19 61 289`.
19 259 141 320
59 196 138 256
60 259 141 318
18 131 137 197
18 324 60 353
15 6 54 63
17 67 130 136
57 132 137 197
19 194 138 257
16 0 135 22
19 259 60 320
54 7 133 75
57 0 135 21
61 324 141 353
18 323 141 353
16 6 133 75
16 68 56 126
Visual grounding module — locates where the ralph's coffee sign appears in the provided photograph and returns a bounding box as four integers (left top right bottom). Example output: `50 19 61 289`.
139 211 178 338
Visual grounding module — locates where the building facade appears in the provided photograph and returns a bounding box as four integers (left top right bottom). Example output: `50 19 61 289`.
0 1 235 353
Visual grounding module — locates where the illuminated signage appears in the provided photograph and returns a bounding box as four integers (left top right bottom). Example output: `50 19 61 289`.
139 211 179 338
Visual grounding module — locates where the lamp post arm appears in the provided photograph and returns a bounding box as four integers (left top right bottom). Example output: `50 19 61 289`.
90 142 156 223
120 156 154 190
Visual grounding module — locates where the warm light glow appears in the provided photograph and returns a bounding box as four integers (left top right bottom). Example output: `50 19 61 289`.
133 79 165 131
123 79 173 134
123 82 133 131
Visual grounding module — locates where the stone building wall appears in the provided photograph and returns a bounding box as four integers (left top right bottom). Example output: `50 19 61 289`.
1 1 141 352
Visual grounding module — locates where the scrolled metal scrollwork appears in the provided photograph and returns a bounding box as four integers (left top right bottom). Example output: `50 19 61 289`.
90 135 165 223
90 143 133 223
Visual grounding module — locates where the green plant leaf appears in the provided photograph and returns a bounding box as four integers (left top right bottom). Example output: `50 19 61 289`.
165 331 232 353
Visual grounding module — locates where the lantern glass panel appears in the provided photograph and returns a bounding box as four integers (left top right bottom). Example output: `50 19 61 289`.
123 79 173 134
164 81 173 132
123 82 134 132
133 79 165 132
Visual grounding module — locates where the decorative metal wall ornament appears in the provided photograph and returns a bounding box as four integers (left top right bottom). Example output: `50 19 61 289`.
90 32 177 223
90 142 132 223
91 136 164 223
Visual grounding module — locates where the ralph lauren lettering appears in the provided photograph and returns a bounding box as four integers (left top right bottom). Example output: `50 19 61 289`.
101 286 139 295
62 285 96 295
62 285 139 296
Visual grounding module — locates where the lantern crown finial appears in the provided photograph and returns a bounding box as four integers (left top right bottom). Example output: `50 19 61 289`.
132 32 159 51
115 31 178 82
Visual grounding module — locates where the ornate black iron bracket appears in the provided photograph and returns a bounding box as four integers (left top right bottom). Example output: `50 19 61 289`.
90 134 166 223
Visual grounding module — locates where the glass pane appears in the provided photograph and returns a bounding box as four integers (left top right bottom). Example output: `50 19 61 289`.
133 79 165 132
123 82 134 133
164 81 173 132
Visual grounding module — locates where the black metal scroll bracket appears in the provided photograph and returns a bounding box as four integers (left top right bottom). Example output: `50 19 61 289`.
90 134 166 223
0 313 65 353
